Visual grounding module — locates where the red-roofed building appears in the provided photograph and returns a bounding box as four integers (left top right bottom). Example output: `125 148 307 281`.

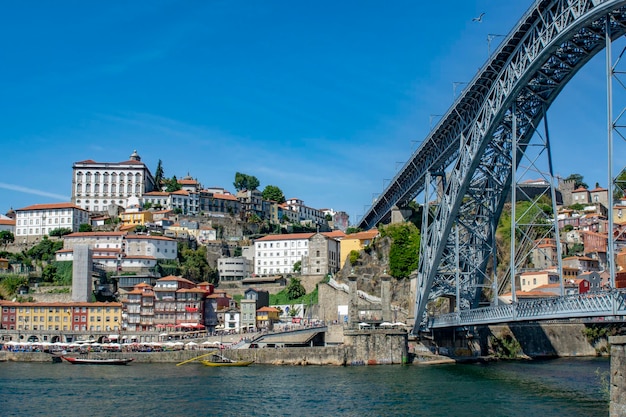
0 218 16 233
72 150 156 213
254 232 341 276
15 202 89 240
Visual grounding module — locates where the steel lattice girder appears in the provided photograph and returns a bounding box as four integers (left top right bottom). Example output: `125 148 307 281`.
431 290 626 328
407 0 626 334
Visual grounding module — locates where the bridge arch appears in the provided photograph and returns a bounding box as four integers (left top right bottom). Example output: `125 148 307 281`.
358 1 626 333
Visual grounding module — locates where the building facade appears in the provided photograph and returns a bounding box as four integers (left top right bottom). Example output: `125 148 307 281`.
15 202 89 240
71 150 156 212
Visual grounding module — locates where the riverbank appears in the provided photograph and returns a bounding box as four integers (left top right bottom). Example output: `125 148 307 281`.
0 347 458 366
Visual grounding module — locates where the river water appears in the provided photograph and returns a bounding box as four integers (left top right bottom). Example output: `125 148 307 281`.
0 357 609 416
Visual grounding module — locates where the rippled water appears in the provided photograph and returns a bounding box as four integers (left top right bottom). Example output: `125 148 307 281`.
0 357 609 416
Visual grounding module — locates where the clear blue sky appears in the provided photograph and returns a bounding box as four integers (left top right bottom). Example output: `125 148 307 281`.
0 1 621 224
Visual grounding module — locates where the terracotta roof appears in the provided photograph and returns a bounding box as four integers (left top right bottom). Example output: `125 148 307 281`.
16 202 86 212
255 233 315 241
64 231 127 238
0 219 16 226
178 179 198 185
0 300 122 307
345 229 378 240
257 306 281 312
124 234 175 241
214 193 238 201
171 190 190 196
572 187 589 192
176 288 207 294
144 191 170 196
156 275 195 285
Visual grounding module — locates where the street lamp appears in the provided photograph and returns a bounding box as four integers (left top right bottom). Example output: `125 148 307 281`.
452 82 468 99
487 34 506 56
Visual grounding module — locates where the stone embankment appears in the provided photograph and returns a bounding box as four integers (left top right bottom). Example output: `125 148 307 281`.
0 347 378 366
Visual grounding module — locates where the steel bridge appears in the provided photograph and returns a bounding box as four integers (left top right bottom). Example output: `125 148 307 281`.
357 0 626 334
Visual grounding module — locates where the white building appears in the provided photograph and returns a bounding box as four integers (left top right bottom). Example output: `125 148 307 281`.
254 233 311 276
218 256 253 281
55 231 177 271
15 202 89 240
142 189 199 215
72 150 156 212
284 198 326 227
253 232 342 276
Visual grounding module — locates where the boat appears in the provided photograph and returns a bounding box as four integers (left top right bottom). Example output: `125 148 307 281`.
199 354 253 367
61 356 134 365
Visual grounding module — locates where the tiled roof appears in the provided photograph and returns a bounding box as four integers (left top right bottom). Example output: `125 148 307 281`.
64 231 127 238
16 202 86 212
124 234 175 241
156 275 195 285
214 193 238 201
0 219 16 226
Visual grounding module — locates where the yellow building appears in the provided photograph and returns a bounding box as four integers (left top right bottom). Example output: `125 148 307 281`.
120 210 153 229
339 229 379 269
1 301 122 332
256 306 280 329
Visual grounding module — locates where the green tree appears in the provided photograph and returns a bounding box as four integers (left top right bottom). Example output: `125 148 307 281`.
164 175 182 192
26 237 64 262
379 223 421 279
154 159 164 190
286 277 306 300
233 172 260 191
42 263 57 283
49 228 72 237
614 169 626 199
565 173 588 189
178 245 216 284
262 185 286 203
79 223 92 232
0 230 15 248
293 260 302 273
346 227 362 234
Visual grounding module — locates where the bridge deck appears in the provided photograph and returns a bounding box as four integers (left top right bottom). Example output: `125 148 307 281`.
429 291 626 329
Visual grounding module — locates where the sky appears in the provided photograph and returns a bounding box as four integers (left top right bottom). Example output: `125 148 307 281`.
1 1 623 224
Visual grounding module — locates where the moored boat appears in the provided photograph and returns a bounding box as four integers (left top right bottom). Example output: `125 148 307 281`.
200 354 253 367
61 356 134 365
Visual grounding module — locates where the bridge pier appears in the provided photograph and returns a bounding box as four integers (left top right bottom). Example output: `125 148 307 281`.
610 336 626 417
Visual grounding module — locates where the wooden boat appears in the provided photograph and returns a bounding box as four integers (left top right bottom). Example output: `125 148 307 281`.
62 356 134 365
200 354 253 367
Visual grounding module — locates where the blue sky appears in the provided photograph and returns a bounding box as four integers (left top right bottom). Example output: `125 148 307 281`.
1 1 622 224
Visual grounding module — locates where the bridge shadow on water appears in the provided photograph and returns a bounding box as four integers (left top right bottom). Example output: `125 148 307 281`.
476 323 559 358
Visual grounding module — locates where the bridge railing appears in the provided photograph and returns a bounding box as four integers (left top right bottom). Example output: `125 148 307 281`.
430 290 626 328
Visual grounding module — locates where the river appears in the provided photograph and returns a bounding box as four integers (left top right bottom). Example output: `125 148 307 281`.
0 357 609 416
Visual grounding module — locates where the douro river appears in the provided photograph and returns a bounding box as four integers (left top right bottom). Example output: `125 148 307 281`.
0 357 609 416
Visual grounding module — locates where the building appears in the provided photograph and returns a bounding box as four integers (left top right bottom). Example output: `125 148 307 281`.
253 232 342 276
72 150 156 212
339 229 379 269
256 306 280 330
562 256 601 272
55 231 177 273
520 270 560 292
284 198 327 228
14 202 89 240
218 256 253 281
199 191 240 218
302 232 341 276
571 187 591 205
0 218 15 233
0 301 122 333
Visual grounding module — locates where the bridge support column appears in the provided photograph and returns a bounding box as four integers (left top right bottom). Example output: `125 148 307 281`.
381 272 392 322
610 336 626 417
348 272 358 329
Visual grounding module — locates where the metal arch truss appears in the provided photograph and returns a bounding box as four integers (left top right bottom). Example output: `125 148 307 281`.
410 0 626 334
355 0 626 334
